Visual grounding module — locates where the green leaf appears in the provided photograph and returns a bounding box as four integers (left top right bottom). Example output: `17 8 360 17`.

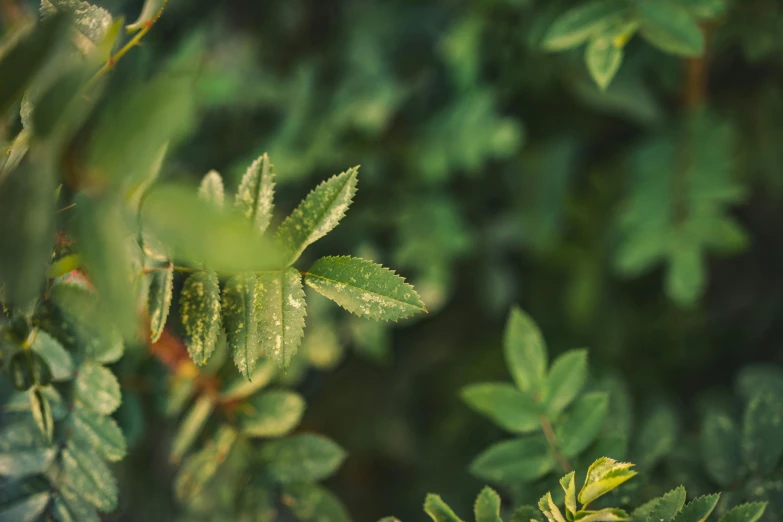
30 330 73 381
574 508 629 521
0 149 57 307
557 392 609 458
666 246 705 307
545 349 588 419
260 433 346 483
0 490 49 522
198 170 225 208
174 425 236 503
275 166 359 265
61 444 118 512
72 194 137 339
70 405 126 462
561 471 577 519
41 0 113 51
742 393 783 474
632 402 678 470
578 457 637 506
0 13 68 116
637 1 704 57
147 262 174 343
50 485 100 522
503 306 547 395
142 184 280 272
219 358 277 401
0 440 55 478
586 37 623 90
539 492 567 522
511 505 543 522
671 494 720 522
541 0 625 51
29 388 53 443
305 256 426 322
8 350 50 390
126 0 165 32
282 483 351 522
223 272 261 379
470 435 556 484
718 502 767 522
632 486 686 522
75 361 121 415
424 494 462 522
180 270 222 366
235 153 276 234
169 395 214 465
701 410 740 487
256 268 306 369
239 390 305 438
461 382 540 433
474 487 502 522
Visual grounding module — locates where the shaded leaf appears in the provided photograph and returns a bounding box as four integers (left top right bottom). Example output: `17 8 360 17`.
29 388 53 443
557 392 609 458
170 395 214 464
61 445 118 512
424 494 462 522
70 404 126 461
235 153 276 234
474 487 502 522
701 410 740 487
503 306 547 395
30 330 73 381
542 0 624 51
223 272 260 379
461 382 540 434
174 425 236 503
180 270 222 366
50 485 100 522
219 358 277 401
718 502 767 522
282 483 351 522
470 435 556 484
239 390 305 438
638 1 704 57
632 486 686 522
742 393 783 474
671 494 720 522
260 433 346 483
75 361 121 415
257 268 306 369
147 262 174 343
545 349 588 419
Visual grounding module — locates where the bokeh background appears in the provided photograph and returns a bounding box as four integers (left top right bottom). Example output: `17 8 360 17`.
8 0 783 519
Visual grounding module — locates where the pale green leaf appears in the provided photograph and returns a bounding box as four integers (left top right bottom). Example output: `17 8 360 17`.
180 270 222 366
29 388 53 443
257 267 306 369
718 502 767 522
260 433 346 483
424 494 462 522
561 471 577 518
235 153 276 234
75 361 121 415
578 457 637 506
147 262 174 343
126 0 165 32
474 487 502 522
503 306 547 394
545 349 588 419
50 485 100 522
461 382 540 434
586 37 623 90
666 246 705 307
61 445 118 512
511 505 542 522
470 435 556 484
538 492 567 522
742 393 783 474
0 491 49 522
70 405 126 461
30 330 73 381
632 402 678 470
275 166 359 265
0 447 55 478
305 256 426 322
170 394 214 464
199 170 225 208
239 390 305 438
219 358 277 401
282 483 351 522
541 0 625 51
41 0 112 51
223 272 261 379
672 494 720 522
574 508 629 521
701 411 740 487
557 392 609 458
638 1 704 57
174 425 236 503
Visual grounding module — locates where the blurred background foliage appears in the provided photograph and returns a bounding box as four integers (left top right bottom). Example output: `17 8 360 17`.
3 0 783 520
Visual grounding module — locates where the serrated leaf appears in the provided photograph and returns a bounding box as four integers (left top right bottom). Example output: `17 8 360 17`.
219 358 277 401
282 483 351 522
126 0 164 32
275 167 359 265
632 486 686 522
632 402 678 470
718 502 767 522
42 0 113 51
30 330 73 381
561 471 577 518
424 494 462 522
260 433 346 483
306 256 426 321
75 361 121 415
701 411 740 487
578 457 636 506
461 382 540 434
586 37 623 90
170 394 214 464
511 505 543 522
672 494 720 522
239 390 304 438
50 485 100 522
235 153 276 234
541 0 625 51
557 392 609 458
545 349 588 419
470 435 556 484
503 306 547 395
539 492 567 522
147 262 174 343
180 270 222 366
61 445 118 512
574 508 629 521
223 272 260 379
70 405 126 461
474 487 502 522
199 170 225 208
742 393 783 474
174 425 236 503
29 388 53 443
638 1 704 57
257 267 306 369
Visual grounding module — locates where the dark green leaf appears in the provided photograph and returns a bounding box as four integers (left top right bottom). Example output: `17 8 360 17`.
470 435 556 484
718 502 767 522
633 486 686 522
424 494 462 522
75 361 121 415
545 349 588 419
235 153 276 234
260 433 346 483
633 402 678 470
256 268 306 369
180 270 222 366
671 494 720 522
638 1 704 57
223 272 261 379
283 483 351 522
29 388 53 443
147 262 174 343
239 390 305 438
474 487 502 522
70 404 126 462
557 392 609 458
30 330 73 381
170 395 214 464
461 382 540 434
61 445 118 512
174 425 237 503
541 0 625 51
503 306 547 395
742 393 783 474
701 410 740 487
50 485 100 522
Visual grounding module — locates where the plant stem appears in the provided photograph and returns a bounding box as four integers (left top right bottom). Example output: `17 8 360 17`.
539 413 573 472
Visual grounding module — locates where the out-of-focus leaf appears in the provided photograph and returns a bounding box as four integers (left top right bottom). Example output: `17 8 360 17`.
474 487 502 522
70 405 126 462
219 358 277 401
469 435 556 484
174 425 237 503
147 262 174 343
461 382 540 434
556 392 609 458
633 402 678 469
282 483 351 522
61 445 118 512
126 0 165 32
30 330 73 381
75 361 121 415
503 306 547 395
541 0 625 51
424 494 462 522
170 395 214 464
29 388 53 443
239 390 305 438
638 1 704 56
586 36 623 90
701 410 740 487
50 485 100 522
545 349 588 419
235 153 276 234
742 393 783 474
260 433 346 483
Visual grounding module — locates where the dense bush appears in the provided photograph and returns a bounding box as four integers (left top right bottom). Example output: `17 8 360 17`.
1 0 783 520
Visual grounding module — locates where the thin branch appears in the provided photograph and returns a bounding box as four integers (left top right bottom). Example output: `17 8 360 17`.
539 413 573 473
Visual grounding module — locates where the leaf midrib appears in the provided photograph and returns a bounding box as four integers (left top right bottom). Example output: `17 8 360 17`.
305 272 426 313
